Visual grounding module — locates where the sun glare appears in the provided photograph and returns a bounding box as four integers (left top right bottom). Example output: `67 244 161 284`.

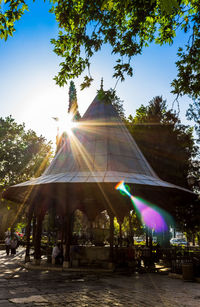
58 113 78 136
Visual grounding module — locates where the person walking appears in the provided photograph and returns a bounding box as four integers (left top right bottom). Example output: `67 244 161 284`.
10 237 18 255
52 243 63 264
5 236 11 256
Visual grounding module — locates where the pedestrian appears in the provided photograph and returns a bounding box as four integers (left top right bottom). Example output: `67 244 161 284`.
5 236 11 256
10 237 18 255
52 243 63 265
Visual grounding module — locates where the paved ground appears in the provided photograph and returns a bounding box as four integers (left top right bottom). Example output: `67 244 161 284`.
0 248 200 306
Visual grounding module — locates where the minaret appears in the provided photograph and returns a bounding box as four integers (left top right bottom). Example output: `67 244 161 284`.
100 77 103 90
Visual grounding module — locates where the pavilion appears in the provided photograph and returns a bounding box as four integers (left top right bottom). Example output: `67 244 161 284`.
3 91 194 267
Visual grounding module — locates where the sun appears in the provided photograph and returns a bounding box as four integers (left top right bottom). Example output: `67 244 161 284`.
57 113 78 136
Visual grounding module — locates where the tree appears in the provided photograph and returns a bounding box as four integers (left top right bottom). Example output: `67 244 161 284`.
0 116 53 238
187 98 200 143
56 81 81 152
126 96 197 188
1 1 200 100
68 81 81 120
121 211 144 242
126 96 200 235
0 116 53 187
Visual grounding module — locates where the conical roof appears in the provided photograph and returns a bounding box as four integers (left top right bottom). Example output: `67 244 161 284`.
3 94 193 219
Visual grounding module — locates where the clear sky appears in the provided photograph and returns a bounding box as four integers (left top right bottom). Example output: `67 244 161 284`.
0 1 194 149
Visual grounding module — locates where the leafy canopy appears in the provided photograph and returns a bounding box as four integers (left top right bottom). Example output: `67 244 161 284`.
0 115 53 187
126 96 197 188
126 96 199 232
1 0 200 100
187 98 200 142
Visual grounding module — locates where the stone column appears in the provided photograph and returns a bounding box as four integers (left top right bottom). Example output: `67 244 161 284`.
34 202 47 265
32 215 36 247
34 213 43 264
61 216 65 245
25 204 34 263
63 213 71 268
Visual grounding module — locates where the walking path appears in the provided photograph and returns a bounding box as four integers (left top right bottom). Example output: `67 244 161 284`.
0 248 200 306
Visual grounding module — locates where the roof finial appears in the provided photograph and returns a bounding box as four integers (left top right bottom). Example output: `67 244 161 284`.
100 77 103 90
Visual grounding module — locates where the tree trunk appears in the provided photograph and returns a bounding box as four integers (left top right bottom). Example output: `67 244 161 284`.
146 232 149 247
119 223 122 247
129 213 133 246
192 234 195 246
149 235 152 248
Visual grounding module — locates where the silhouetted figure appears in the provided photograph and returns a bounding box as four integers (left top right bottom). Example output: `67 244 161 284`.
52 243 63 265
10 237 17 255
5 236 11 256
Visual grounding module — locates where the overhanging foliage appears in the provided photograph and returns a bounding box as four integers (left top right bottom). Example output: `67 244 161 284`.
0 0 200 101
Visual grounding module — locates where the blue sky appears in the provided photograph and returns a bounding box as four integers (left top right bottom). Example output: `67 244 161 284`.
0 1 194 147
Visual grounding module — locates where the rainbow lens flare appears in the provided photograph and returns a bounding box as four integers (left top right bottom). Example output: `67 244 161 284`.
115 180 131 197
115 181 171 233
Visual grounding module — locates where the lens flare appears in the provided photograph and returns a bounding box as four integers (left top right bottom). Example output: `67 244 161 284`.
115 181 171 233
130 196 168 232
115 180 131 197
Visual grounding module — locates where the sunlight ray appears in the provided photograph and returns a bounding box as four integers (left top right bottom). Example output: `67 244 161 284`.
65 129 118 217
9 148 53 230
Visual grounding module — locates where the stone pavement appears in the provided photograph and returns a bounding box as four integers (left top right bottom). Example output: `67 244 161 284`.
0 248 200 306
